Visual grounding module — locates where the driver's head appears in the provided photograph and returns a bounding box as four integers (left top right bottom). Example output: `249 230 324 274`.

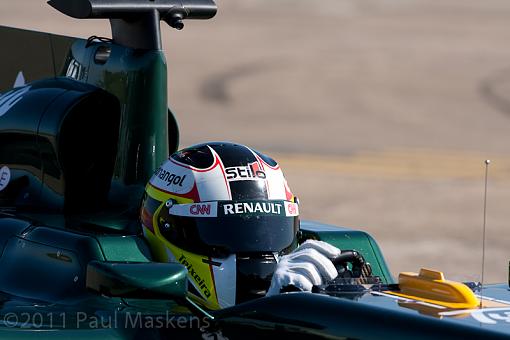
140 142 299 310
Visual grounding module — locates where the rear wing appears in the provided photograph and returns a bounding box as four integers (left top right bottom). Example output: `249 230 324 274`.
0 26 77 93
0 0 217 91
48 0 217 49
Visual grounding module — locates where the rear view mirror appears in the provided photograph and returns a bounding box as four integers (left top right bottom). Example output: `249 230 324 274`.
86 261 188 299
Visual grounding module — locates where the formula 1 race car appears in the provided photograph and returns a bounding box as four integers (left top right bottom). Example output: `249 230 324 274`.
0 1 510 339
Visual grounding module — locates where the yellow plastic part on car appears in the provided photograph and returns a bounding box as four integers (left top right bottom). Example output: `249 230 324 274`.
388 268 480 309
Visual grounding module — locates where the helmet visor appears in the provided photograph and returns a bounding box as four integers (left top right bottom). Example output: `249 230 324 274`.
158 200 299 257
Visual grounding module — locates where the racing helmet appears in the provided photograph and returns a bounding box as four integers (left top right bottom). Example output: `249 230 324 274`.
140 142 299 310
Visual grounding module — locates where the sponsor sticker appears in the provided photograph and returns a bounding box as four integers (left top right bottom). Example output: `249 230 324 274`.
169 202 218 218
150 165 193 193
167 200 298 218
178 253 212 299
440 301 510 325
0 166 10 192
470 308 510 324
154 167 187 187
441 307 510 325
225 162 266 181
284 201 299 216
222 201 283 216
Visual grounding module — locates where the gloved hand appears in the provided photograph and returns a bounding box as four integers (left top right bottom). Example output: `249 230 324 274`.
266 240 341 296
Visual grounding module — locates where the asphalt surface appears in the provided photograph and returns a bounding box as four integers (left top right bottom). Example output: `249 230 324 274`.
2 0 510 283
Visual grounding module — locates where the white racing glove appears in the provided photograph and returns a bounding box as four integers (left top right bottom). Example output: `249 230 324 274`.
266 240 341 296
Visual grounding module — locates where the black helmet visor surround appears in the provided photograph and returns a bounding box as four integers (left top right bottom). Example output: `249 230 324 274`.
158 200 299 258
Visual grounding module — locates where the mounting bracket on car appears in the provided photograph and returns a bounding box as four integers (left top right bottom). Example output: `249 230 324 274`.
48 0 217 49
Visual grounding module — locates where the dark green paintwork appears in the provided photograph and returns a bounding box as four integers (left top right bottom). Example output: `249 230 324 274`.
57 39 176 229
86 261 188 299
96 235 152 262
0 78 120 213
62 38 180 230
77 41 172 185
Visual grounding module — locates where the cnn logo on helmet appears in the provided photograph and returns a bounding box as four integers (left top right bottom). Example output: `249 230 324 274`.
189 204 212 216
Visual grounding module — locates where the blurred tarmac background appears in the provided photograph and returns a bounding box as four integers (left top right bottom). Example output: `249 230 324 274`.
2 0 510 282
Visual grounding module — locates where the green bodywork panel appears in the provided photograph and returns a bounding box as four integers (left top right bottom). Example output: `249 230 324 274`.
300 220 394 283
72 41 171 185
86 261 188 299
96 236 152 262
65 39 175 228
